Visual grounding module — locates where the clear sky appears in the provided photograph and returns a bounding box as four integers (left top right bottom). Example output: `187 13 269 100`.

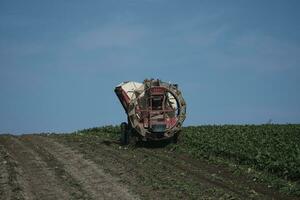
1 0 300 134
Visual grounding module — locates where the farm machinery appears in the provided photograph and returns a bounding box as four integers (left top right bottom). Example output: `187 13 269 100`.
115 79 186 145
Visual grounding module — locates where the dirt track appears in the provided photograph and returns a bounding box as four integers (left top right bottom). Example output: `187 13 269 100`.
0 134 297 200
0 135 138 200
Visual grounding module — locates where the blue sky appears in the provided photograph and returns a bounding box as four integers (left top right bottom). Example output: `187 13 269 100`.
1 0 300 134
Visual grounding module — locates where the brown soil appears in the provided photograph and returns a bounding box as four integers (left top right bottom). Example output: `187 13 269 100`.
0 134 298 200
0 135 138 200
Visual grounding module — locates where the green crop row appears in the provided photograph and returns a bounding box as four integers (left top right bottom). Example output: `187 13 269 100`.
180 125 300 181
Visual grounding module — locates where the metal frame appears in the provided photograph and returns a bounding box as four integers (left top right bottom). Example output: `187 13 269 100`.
115 79 186 141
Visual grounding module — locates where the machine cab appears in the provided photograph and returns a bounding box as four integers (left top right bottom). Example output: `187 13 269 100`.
144 87 177 133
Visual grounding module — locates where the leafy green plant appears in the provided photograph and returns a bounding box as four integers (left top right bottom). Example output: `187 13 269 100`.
180 125 300 181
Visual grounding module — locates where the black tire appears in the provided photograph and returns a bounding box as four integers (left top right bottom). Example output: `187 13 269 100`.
129 130 139 146
120 122 130 145
173 132 180 144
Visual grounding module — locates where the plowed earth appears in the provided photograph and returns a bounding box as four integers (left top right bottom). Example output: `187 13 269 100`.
0 134 297 200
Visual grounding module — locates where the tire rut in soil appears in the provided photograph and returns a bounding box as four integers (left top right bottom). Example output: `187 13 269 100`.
101 143 250 199
53 136 205 199
136 147 285 200
132 144 298 200
137 147 248 198
27 135 138 200
0 135 71 200
55 136 298 200
97 145 229 198
0 143 25 200
20 135 93 200
54 136 247 199
79 143 174 199
160 150 292 200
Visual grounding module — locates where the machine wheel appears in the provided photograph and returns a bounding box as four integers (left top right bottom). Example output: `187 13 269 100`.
120 122 130 145
129 130 140 146
173 132 180 144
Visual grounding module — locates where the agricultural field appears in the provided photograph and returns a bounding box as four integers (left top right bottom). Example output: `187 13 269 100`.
180 125 300 195
0 124 299 200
